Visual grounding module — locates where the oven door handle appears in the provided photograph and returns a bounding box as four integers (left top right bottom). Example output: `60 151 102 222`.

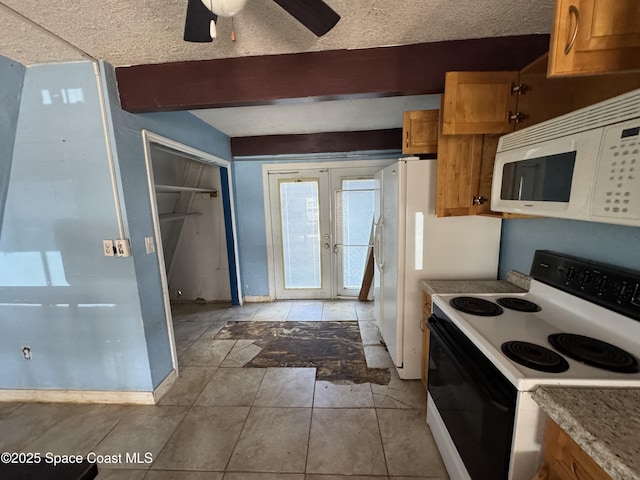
428 315 513 414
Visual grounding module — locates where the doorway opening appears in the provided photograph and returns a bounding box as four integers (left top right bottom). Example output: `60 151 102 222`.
264 160 391 300
143 131 242 366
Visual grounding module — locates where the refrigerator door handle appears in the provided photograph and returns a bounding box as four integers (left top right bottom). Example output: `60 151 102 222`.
374 218 384 270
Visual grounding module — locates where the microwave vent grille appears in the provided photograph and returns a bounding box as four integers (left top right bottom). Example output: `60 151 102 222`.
498 88 640 152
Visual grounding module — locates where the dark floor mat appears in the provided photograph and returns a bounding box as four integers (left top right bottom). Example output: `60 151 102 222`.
215 321 390 385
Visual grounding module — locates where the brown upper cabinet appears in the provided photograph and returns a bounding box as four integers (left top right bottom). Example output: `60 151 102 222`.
440 69 561 135
435 126 506 218
548 0 640 77
442 71 520 135
435 129 484 217
441 56 640 137
437 72 524 217
435 54 640 218
402 110 439 154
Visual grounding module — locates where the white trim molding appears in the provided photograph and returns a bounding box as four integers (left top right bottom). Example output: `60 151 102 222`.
0 370 178 405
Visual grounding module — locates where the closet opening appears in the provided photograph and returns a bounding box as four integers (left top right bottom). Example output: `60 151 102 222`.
142 131 241 361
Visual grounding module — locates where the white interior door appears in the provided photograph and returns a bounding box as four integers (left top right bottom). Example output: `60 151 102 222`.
269 169 332 299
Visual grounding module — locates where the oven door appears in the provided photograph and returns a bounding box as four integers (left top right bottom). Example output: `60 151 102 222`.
428 308 517 480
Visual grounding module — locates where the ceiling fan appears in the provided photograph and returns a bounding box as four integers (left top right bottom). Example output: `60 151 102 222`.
184 0 341 42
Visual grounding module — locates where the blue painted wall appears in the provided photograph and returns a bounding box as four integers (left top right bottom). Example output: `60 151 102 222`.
0 61 153 391
499 218 640 278
100 62 231 387
0 59 231 392
0 55 24 234
233 160 270 297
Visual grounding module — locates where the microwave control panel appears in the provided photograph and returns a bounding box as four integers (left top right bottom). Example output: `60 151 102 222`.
592 120 640 221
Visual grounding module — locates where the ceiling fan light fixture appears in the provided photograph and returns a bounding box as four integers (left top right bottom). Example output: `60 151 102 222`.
202 0 248 17
185 0 340 43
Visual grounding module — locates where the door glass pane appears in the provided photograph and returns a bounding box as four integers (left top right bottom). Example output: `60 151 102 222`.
340 179 375 289
279 179 321 289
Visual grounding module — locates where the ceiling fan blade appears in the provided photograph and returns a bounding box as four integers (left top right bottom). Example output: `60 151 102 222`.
271 0 340 37
184 0 218 42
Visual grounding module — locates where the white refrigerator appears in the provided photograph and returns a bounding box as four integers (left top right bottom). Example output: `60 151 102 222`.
373 158 502 379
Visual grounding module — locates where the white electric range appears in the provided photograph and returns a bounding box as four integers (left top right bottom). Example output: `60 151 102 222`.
426 250 640 480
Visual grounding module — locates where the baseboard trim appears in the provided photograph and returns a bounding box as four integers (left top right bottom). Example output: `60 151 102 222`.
0 389 157 405
243 295 274 303
153 369 178 403
0 371 178 405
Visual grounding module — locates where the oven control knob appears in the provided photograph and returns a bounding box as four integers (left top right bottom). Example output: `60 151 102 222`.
614 281 631 302
565 267 577 282
594 275 610 295
578 270 593 289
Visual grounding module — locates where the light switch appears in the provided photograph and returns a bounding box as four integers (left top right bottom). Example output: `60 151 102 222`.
115 239 131 257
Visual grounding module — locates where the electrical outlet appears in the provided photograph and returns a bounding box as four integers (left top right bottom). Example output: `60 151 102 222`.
144 236 155 254
103 240 114 257
115 239 131 257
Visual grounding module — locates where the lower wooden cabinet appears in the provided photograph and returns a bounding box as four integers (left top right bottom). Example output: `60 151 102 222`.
534 419 612 480
420 291 432 391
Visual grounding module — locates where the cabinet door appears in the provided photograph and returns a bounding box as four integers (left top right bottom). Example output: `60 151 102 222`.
544 420 613 480
442 71 520 135
402 110 439 154
435 132 484 217
549 0 640 77
476 134 502 216
532 464 550 480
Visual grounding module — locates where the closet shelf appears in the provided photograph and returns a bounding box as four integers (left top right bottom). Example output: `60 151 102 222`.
159 212 202 222
155 185 217 196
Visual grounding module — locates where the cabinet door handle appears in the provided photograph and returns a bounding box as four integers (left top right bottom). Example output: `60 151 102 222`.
405 131 410 147
564 5 579 55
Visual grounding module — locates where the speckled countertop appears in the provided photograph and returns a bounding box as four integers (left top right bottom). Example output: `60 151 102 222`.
420 270 529 296
533 387 640 480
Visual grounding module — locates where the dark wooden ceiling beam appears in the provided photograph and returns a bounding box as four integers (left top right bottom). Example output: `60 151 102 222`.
231 128 403 157
116 35 550 113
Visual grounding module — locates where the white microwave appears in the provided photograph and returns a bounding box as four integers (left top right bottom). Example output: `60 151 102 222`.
491 88 640 227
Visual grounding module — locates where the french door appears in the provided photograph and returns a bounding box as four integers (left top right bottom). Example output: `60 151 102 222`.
268 165 379 299
269 169 331 299
333 172 376 297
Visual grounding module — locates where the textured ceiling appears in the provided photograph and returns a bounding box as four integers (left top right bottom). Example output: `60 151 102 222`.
192 94 442 137
0 1 556 138
0 0 555 67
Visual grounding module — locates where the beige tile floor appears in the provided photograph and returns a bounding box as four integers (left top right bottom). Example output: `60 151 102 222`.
0 300 449 480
